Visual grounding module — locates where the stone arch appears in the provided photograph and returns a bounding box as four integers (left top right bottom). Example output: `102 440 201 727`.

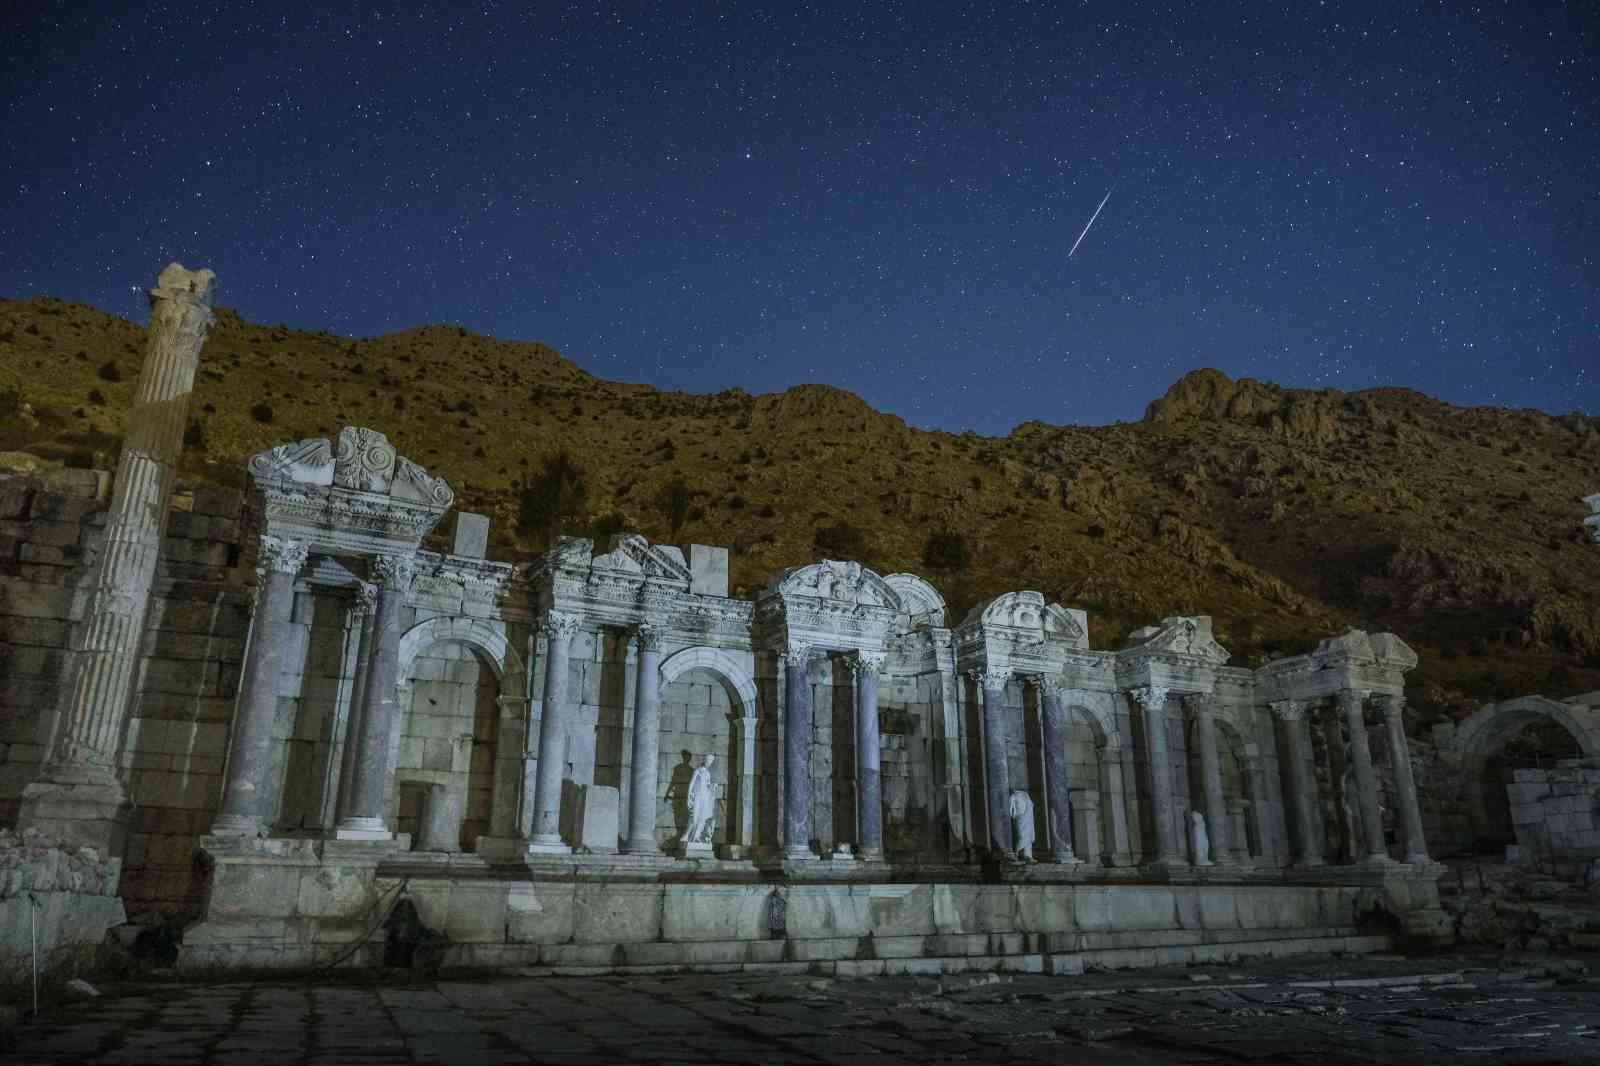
1057 688 1117 745
658 646 759 713
882 572 946 632
397 615 523 683
1448 696 1600 758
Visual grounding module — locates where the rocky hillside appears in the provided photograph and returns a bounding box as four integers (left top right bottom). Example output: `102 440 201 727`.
3 296 1598 734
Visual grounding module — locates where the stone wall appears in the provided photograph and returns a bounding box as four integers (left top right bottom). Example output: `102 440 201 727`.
0 827 125 980
0 468 252 921
1504 760 1600 860
395 642 499 849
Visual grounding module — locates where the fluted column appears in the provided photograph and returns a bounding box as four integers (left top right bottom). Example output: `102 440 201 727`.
1033 677 1077 862
1378 694 1430 863
1340 689 1388 863
529 611 580 852
211 536 309 835
852 651 886 859
1186 693 1231 862
23 265 216 848
782 644 815 860
1132 685 1183 864
1272 699 1323 866
623 624 663 854
976 668 1013 854
335 582 378 822
335 554 415 841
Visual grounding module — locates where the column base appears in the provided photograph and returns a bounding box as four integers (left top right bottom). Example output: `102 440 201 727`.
682 842 715 860
209 813 267 838
621 838 662 857
855 845 884 861
783 844 815 862
334 817 393 842
526 835 572 856
18 779 132 858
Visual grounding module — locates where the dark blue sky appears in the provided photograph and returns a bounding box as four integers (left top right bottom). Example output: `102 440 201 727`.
3 3 1595 434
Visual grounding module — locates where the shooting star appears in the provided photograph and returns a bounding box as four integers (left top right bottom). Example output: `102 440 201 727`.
1067 187 1114 259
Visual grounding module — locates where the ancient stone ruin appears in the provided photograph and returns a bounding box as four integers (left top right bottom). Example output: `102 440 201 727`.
14 263 1600 977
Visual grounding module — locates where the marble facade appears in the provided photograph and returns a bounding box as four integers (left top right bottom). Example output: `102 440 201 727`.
169 425 1452 970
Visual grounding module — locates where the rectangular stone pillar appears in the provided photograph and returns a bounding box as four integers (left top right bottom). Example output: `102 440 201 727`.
1070 787 1101 866
1099 743 1135 866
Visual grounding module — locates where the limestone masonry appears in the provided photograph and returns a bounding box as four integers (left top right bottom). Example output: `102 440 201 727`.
7 264 1598 977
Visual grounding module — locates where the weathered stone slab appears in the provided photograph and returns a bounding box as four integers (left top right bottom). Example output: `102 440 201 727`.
452 513 490 558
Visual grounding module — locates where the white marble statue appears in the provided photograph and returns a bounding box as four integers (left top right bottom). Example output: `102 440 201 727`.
687 754 717 844
1190 810 1212 866
1008 790 1035 861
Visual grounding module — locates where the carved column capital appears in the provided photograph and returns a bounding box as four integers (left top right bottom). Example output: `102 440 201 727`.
372 553 417 591
1025 673 1067 699
256 535 309 577
352 580 378 616
544 610 582 639
1337 688 1370 717
1128 684 1170 711
1184 692 1216 718
848 650 887 679
1269 698 1307 722
633 622 663 652
1376 692 1406 721
968 666 1013 688
782 642 815 669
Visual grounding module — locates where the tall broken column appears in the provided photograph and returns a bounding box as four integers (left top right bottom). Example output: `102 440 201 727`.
21 263 216 855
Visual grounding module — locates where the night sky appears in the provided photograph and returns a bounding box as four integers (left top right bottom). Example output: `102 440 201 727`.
2 3 1594 434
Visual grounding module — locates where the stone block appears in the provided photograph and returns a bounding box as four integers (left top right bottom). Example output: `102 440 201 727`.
453 513 490 558
572 883 661 943
579 785 620 854
660 885 771 942
689 544 729 598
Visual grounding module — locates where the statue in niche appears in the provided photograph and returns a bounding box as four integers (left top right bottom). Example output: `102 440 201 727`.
1190 810 1213 866
1008 790 1035 862
687 754 717 844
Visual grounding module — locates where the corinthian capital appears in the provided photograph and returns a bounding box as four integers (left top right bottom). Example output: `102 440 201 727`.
1025 674 1067 700
782 642 813 668
1269 698 1306 722
1184 691 1216 717
352 580 378 616
634 622 663 652
372 553 417 591
257 535 309 577
849 651 887 679
544 609 582 638
1128 684 1170 711
968 666 1012 688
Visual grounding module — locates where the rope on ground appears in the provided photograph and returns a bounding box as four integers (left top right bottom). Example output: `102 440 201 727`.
309 876 410 973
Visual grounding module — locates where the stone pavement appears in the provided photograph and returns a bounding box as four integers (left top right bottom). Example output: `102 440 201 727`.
4 953 1598 1065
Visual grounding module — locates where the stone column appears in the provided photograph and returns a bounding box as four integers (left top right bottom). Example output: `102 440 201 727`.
782 644 815 860
1340 689 1388 863
1034 677 1077 862
211 536 309 836
1132 685 1183 864
623 624 663 855
852 651 886 860
529 611 580 853
976 669 1013 855
1099 742 1134 865
335 553 415 841
22 264 216 853
418 783 465 853
1244 754 1277 865
1186 693 1231 862
1272 700 1323 867
733 714 757 850
1379 694 1430 863
334 582 378 823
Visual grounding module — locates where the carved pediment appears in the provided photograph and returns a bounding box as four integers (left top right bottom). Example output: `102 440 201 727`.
590 534 693 584
248 437 334 486
1124 615 1230 665
248 426 453 511
773 560 898 609
959 591 1088 650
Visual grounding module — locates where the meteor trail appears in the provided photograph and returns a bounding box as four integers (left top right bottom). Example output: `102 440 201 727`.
1068 188 1113 258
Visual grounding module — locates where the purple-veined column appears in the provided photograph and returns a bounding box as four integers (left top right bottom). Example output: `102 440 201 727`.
529 610 580 852
1132 685 1183 863
853 651 886 859
977 668 1014 855
335 553 415 841
782 644 815 859
1272 699 1323 866
623 624 663 854
1035 677 1077 861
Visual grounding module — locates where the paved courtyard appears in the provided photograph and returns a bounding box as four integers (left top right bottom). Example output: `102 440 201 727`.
5 953 1597 1065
